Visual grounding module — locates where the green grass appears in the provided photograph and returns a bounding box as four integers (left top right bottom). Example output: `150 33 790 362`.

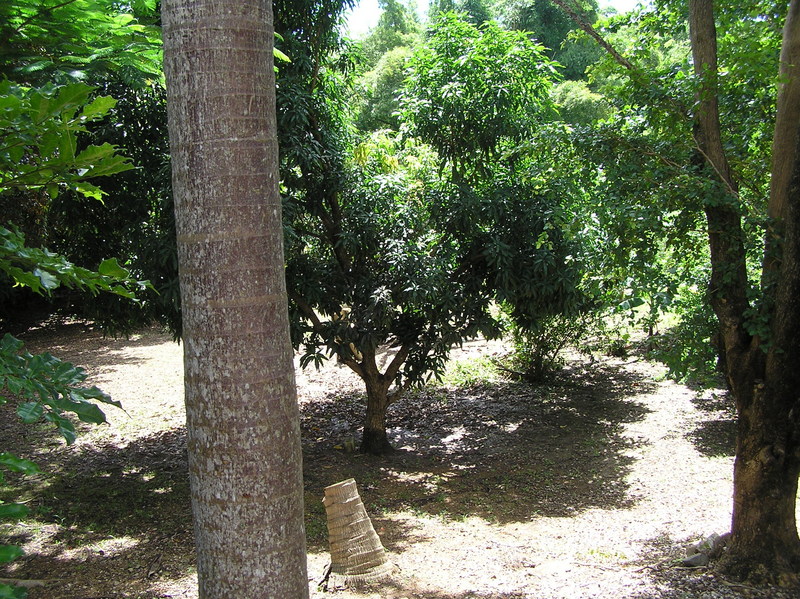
439 356 501 387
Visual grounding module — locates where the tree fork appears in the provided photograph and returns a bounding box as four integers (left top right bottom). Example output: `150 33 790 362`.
688 0 800 585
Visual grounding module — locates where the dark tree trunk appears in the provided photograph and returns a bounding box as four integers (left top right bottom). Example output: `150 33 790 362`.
342 346 410 456
689 0 800 585
360 376 395 455
552 0 800 585
723 380 800 584
721 64 800 584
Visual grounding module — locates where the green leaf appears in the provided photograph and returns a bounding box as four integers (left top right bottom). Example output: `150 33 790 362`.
0 453 39 475
0 545 24 565
64 399 107 424
274 48 291 63
17 401 43 424
0 581 27 599
74 142 116 165
97 258 129 279
80 95 117 121
49 84 94 120
0 504 30 521
44 412 76 445
32 268 59 291
71 181 104 200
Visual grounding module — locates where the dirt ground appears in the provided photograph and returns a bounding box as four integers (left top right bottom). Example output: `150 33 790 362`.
1 322 797 598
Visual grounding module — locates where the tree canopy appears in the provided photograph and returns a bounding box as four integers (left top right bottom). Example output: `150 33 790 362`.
4 0 800 589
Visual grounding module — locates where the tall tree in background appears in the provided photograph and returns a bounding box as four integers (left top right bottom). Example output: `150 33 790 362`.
554 0 800 584
161 0 309 596
688 0 800 584
498 0 600 79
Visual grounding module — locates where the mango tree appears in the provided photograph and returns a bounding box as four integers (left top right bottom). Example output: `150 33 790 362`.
285 14 581 454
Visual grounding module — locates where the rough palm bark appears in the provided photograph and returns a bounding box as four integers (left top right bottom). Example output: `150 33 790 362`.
161 1 309 597
689 0 800 585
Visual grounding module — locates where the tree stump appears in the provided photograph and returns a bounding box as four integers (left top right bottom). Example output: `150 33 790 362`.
322 478 394 588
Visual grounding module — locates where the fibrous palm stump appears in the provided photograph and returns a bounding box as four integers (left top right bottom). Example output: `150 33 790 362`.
322 478 394 587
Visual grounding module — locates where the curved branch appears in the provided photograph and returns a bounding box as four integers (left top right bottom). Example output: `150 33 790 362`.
289 292 323 330
548 0 637 73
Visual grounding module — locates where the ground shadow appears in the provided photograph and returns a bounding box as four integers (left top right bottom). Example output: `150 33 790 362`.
627 533 792 599
2 343 658 597
19 321 175 370
301 358 654 549
0 427 194 599
687 392 736 458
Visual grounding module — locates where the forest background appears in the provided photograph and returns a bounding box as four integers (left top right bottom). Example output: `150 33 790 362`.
1 0 800 595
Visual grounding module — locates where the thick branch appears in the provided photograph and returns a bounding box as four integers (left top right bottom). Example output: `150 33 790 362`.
689 0 736 193
769 0 800 223
289 292 323 330
688 0 752 392
765 0 800 393
384 343 411 394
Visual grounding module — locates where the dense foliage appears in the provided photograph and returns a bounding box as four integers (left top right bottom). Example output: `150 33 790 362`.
4 0 800 586
0 2 160 592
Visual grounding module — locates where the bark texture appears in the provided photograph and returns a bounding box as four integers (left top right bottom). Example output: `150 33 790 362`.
351 346 410 455
689 0 800 585
161 1 309 597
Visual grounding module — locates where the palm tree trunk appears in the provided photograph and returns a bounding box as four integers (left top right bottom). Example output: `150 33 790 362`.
162 0 309 596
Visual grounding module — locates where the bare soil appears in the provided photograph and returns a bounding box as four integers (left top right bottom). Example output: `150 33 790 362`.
0 322 797 598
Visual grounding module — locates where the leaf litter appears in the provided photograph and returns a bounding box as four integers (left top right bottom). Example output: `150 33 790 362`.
0 323 796 599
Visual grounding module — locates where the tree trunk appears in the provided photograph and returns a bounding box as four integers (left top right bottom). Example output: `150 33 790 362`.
346 346 411 456
322 479 394 587
161 1 309 597
361 384 394 455
723 380 800 585
553 0 800 585
722 5 800 574
689 0 800 585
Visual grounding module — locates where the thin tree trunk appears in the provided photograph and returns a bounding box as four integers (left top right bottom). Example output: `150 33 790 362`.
688 0 752 392
161 1 309 597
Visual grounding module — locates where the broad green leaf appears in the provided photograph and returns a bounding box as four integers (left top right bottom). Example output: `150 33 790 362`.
274 48 291 63
71 181 104 200
3 268 43 294
78 152 134 178
63 398 107 424
97 258 129 279
44 412 77 445
0 546 24 566
49 84 93 120
81 386 121 408
0 453 39 475
74 143 116 165
0 504 30 521
80 95 116 120
32 268 59 290
58 129 77 162
0 581 27 599
16 402 43 424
